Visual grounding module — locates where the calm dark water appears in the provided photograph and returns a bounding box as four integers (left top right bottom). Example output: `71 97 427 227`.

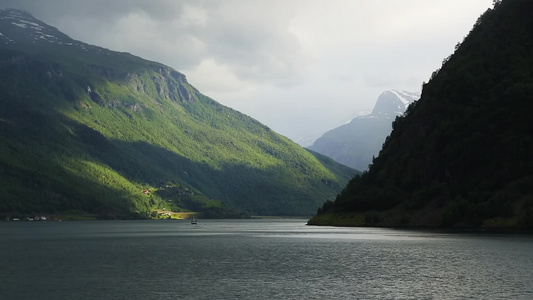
1 219 532 299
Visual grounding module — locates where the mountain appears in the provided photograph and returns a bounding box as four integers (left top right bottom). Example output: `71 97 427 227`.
309 0 533 228
0 9 356 219
309 90 419 170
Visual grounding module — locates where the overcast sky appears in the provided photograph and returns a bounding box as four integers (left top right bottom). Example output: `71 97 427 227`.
1 0 494 145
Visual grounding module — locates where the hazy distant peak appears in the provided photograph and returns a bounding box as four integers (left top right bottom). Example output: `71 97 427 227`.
309 89 420 170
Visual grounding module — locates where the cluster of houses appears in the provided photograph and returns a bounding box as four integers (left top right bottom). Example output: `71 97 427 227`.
159 211 172 218
5 216 59 221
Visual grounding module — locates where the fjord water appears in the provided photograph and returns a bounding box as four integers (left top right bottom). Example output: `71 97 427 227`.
2 220 532 299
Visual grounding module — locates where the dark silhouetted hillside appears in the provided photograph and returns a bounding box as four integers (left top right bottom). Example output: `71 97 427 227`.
310 0 533 228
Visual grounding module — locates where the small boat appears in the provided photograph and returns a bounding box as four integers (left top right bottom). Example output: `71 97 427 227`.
191 217 198 225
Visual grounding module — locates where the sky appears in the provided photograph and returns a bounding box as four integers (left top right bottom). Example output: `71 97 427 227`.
1 0 494 146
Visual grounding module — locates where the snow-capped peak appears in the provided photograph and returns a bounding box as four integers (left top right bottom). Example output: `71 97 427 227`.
388 89 420 106
370 89 420 117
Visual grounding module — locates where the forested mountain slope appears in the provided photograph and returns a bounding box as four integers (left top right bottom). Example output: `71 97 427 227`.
309 0 533 228
0 9 355 219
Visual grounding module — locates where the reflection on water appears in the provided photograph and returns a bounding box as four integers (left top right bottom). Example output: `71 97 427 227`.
1 219 532 299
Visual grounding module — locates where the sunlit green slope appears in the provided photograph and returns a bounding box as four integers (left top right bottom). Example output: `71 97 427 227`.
0 9 355 219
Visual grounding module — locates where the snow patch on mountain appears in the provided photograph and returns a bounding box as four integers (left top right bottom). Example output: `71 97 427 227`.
389 90 419 106
360 115 379 119
19 19 44 28
10 22 27 29
0 8 96 52
371 89 420 117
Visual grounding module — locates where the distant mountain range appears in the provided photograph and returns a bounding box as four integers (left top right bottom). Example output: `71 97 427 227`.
309 90 420 170
310 0 533 228
0 9 356 219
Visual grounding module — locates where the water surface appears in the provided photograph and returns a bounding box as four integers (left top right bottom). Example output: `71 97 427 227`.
1 219 532 299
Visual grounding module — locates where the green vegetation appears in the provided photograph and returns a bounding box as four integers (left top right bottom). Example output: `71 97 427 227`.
310 0 533 228
0 15 355 219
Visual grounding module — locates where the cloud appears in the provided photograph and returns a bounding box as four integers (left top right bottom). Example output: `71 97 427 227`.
191 1 309 87
184 58 258 96
2 0 492 94
2 0 309 88
1 0 494 144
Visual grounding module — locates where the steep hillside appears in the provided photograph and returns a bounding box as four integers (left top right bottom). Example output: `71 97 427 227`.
0 9 355 219
310 0 533 228
309 90 419 170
